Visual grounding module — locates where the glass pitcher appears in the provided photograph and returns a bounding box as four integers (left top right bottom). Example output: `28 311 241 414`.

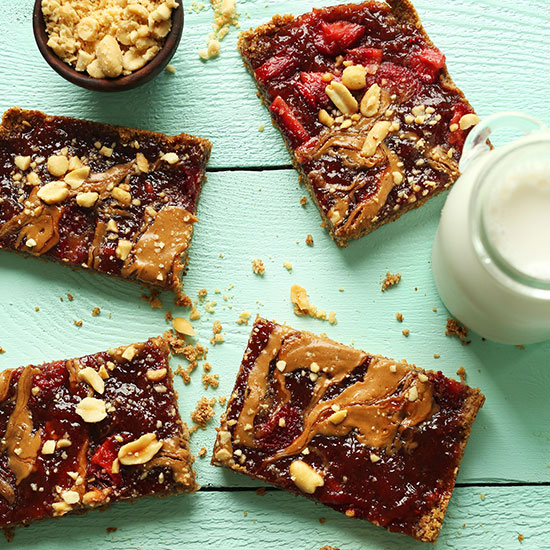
432 112 550 345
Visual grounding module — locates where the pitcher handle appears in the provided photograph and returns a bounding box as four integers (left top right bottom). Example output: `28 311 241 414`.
459 111 547 171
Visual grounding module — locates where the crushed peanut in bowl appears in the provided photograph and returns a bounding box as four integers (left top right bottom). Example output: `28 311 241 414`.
41 0 179 79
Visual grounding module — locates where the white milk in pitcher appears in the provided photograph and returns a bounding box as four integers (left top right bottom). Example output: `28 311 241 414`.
482 159 550 281
432 113 550 345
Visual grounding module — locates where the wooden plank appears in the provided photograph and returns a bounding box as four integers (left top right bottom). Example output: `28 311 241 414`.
7 485 549 549
1 169 549 488
0 0 548 168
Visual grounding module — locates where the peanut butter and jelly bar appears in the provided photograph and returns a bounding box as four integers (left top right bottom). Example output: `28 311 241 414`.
212 318 485 543
0 337 197 529
238 1 478 246
0 108 211 292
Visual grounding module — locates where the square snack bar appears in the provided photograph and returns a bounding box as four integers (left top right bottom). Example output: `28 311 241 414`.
0 337 197 529
239 1 477 245
213 318 485 543
0 108 211 292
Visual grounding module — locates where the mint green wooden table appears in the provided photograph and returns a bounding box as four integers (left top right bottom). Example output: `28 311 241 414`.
1 1 550 548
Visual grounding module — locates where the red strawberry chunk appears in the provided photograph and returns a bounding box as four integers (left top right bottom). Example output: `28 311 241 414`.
346 46 383 66
91 436 120 475
315 21 366 55
375 63 420 98
418 47 446 69
270 96 309 146
295 72 330 108
409 47 446 83
255 55 297 84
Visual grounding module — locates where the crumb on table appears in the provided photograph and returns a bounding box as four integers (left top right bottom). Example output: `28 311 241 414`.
67 293 74 301
141 289 162 309
381 272 401 291
202 372 219 389
456 366 467 383
252 258 265 275
305 234 314 246
190 396 216 430
236 311 251 325
290 284 337 325
300 196 308 206
518 534 524 543
282 261 293 271
256 487 266 496
445 318 470 345
396 312 403 322
74 320 83 327
174 293 193 308
0 347 5 354
210 320 224 345
91 307 100 317
198 447 207 458
402 329 410 337
198 0 239 60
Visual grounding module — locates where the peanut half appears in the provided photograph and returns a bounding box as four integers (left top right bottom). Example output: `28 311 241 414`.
325 82 358 115
289 460 325 494
360 83 381 118
342 65 367 90
118 433 163 465
361 120 392 157
78 366 105 394
75 396 107 423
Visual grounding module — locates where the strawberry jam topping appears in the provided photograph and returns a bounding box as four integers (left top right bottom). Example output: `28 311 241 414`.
0 339 193 528
241 2 476 241
222 320 483 539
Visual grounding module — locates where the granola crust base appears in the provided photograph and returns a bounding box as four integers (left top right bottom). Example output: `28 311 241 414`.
212 331 485 543
237 1 474 247
0 107 212 293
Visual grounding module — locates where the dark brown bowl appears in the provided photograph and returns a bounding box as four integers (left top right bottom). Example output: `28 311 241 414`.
33 0 183 92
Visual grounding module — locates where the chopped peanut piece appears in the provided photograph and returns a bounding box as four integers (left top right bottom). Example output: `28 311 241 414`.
64 166 90 189
47 155 69 177
115 239 133 261
14 155 31 171
37 181 69 204
76 191 99 208
111 186 131 206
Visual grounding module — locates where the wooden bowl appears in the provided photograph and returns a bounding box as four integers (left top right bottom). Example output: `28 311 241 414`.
33 0 183 92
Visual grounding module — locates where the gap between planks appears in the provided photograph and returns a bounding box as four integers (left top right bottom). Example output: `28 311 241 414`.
199 481 550 492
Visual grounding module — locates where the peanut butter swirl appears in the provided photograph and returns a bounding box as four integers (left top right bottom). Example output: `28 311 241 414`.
0 367 42 503
121 205 197 286
235 328 436 460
